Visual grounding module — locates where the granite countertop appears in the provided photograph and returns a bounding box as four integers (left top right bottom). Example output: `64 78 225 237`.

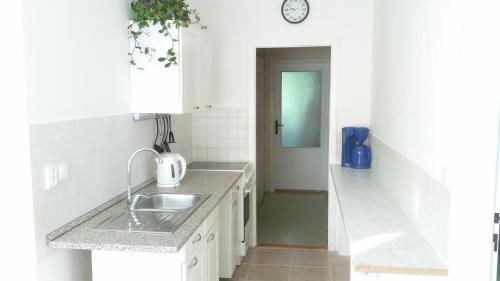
330 165 448 276
48 170 242 254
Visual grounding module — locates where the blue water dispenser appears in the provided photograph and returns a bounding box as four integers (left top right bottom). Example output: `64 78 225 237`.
341 127 371 169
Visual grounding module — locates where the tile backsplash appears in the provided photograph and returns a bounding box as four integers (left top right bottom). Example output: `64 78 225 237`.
30 114 191 261
191 107 249 162
370 136 450 263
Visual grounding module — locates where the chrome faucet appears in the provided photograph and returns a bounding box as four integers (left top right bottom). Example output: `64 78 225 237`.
127 148 162 208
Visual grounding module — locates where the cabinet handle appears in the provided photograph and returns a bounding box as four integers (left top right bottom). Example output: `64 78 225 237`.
236 185 240 190
189 257 198 268
206 105 213 109
208 233 215 242
233 200 238 206
193 106 200 110
192 233 202 244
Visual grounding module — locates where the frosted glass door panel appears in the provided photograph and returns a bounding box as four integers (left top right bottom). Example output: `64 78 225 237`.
281 71 322 148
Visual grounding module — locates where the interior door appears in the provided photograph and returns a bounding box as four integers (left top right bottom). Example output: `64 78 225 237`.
272 62 330 190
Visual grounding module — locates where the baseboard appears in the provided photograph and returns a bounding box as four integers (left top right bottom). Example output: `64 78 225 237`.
274 188 328 195
258 244 328 252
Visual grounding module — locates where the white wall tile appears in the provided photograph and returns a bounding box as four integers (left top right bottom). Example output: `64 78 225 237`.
371 136 450 263
29 114 192 262
191 107 249 162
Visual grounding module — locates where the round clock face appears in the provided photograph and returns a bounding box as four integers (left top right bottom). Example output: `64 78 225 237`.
281 0 309 24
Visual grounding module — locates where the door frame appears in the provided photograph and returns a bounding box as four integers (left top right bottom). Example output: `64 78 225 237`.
491 115 500 281
248 43 339 251
268 59 331 192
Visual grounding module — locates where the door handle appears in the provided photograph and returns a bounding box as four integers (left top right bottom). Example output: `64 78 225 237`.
274 120 284 135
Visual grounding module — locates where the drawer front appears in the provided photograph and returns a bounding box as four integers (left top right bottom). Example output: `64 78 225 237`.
205 205 220 231
184 222 206 259
183 242 206 281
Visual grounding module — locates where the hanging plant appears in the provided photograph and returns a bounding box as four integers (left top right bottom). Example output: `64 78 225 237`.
128 0 205 69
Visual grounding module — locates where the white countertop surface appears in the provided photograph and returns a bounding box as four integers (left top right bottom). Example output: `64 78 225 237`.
330 164 448 276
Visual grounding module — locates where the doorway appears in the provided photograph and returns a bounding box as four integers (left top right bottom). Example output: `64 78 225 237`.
256 47 331 248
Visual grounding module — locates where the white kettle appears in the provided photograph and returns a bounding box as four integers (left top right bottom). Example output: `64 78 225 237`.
155 153 187 188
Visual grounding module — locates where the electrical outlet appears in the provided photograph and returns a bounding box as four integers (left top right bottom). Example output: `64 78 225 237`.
44 162 69 190
44 165 58 190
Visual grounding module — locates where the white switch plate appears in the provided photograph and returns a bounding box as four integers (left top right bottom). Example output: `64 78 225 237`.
44 162 69 190
44 165 58 190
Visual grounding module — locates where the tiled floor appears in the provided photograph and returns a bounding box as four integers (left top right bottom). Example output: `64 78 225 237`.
257 192 328 247
229 247 350 281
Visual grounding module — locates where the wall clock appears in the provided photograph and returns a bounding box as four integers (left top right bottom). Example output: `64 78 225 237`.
281 0 310 24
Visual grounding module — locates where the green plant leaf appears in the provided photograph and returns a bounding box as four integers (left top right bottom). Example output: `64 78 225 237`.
128 0 206 69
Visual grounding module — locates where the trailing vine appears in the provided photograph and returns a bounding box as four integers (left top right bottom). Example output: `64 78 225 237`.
128 0 205 69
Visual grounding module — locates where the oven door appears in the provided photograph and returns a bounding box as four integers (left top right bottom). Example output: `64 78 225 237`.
240 187 252 256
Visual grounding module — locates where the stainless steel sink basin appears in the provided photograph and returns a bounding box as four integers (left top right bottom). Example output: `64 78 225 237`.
130 193 205 212
93 193 210 233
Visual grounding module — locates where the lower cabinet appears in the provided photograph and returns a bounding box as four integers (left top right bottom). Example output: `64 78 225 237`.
205 222 219 281
91 206 220 281
219 178 243 278
183 242 206 281
182 221 220 281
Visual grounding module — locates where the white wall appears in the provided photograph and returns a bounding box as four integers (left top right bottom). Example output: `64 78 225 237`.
0 0 37 280
22 0 133 278
371 0 500 279
371 0 464 181
21 0 194 280
189 0 373 132
23 0 131 125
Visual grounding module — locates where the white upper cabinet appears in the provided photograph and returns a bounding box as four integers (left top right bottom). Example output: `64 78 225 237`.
129 23 212 114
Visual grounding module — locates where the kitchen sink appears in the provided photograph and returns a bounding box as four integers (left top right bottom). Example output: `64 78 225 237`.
94 193 210 233
130 193 206 212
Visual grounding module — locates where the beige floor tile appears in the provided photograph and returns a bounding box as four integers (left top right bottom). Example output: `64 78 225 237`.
290 267 331 281
247 265 290 281
330 254 350 270
291 252 329 267
252 251 292 265
232 264 251 280
331 267 349 281
243 248 257 264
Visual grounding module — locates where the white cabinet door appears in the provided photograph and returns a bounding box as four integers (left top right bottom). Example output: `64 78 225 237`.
183 242 206 281
205 222 219 281
199 33 213 109
218 191 233 278
129 22 212 114
129 22 182 114
180 27 201 113
231 187 240 267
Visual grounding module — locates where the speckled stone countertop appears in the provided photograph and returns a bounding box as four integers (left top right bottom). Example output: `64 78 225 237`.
330 165 448 276
48 170 242 253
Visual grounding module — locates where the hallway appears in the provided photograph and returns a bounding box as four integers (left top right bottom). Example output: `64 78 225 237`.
257 191 328 248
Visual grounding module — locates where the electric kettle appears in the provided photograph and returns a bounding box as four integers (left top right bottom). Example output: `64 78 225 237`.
155 153 187 188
